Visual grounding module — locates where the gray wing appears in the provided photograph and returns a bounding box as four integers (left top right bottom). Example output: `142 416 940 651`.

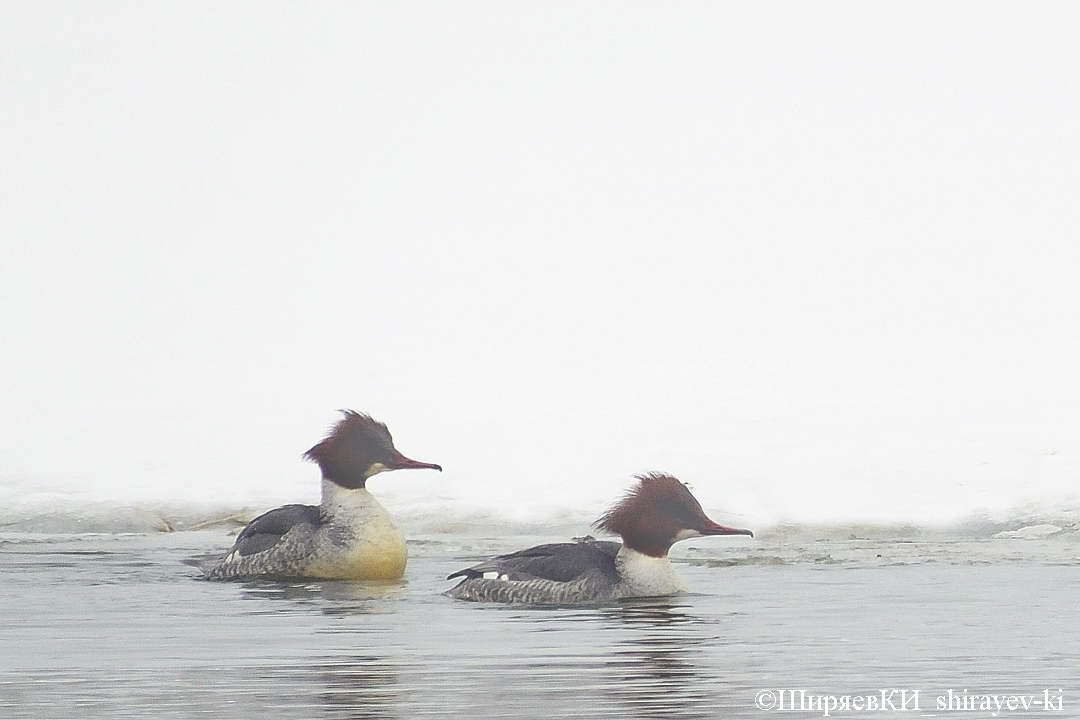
447 538 621 584
231 504 321 557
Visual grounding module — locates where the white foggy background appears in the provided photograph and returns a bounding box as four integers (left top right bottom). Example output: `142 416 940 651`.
1 3 1077 529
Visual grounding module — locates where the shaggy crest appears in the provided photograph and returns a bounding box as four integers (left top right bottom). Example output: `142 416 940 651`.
594 472 750 557
301 410 441 489
595 473 704 534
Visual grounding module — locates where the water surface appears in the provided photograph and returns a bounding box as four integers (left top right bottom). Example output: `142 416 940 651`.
1 529 1076 719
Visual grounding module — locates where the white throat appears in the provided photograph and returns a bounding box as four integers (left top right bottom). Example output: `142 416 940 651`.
615 546 688 597
321 478 380 517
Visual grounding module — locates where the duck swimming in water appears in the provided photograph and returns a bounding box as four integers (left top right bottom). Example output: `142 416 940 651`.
189 410 441 581
445 472 752 603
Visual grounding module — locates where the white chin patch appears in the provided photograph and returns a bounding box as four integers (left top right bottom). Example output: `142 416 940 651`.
673 528 702 542
366 463 388 478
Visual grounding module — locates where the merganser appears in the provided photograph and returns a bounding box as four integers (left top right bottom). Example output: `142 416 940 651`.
445 472 753 603
188 410 441 581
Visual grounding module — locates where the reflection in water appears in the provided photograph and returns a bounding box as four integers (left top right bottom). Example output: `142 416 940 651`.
239 578 407 612
606 599 703 626
599 601 720 720
214 569 739 718
240 598 736 719
262 597 735 718
257 657 401 720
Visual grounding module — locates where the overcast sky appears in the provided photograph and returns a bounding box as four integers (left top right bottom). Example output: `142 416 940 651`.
2 3 1077 525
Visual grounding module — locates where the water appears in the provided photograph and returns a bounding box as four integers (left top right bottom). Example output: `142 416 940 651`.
2 526 1077 719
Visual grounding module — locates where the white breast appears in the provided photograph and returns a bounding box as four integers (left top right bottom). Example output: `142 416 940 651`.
614 547 689 597
304 480 407 580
